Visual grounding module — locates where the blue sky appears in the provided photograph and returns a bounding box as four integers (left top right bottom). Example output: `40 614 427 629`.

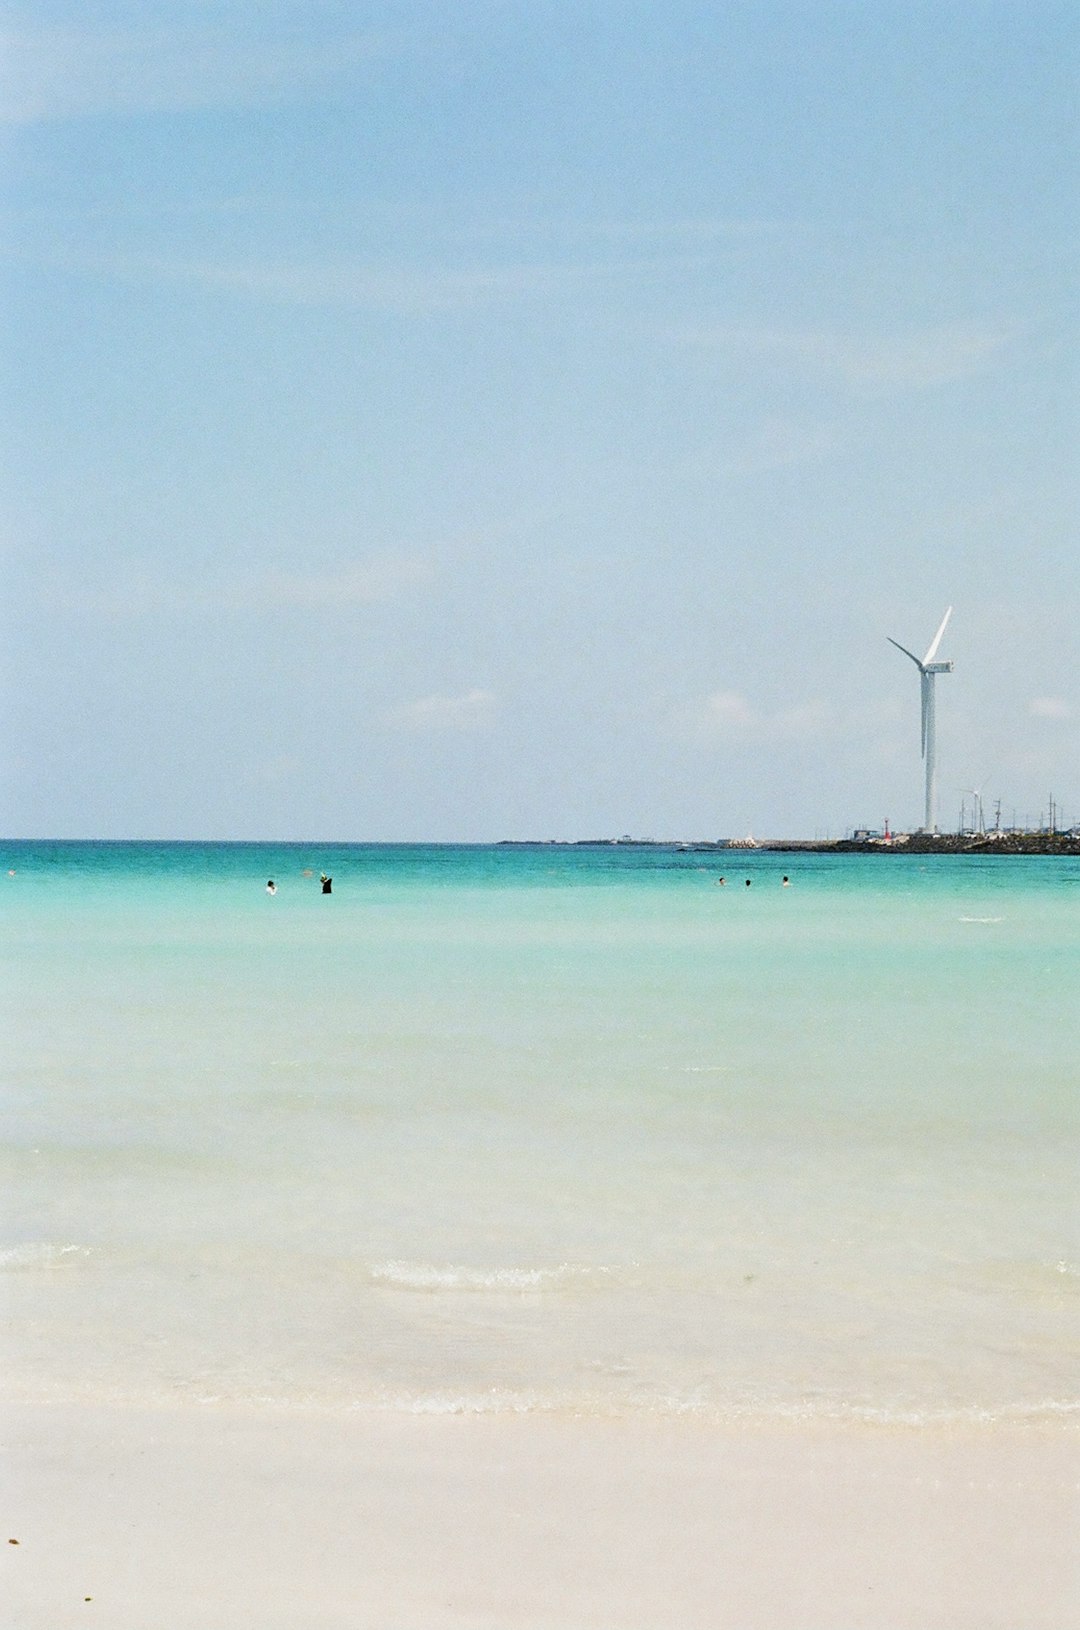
2 0 1076 839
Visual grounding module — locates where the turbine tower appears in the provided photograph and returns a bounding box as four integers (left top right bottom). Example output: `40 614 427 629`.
888 607 954 832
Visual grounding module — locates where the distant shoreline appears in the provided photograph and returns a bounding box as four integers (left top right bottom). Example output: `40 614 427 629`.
5 834 1079 856
768 834 1080 856
501 835 1080 856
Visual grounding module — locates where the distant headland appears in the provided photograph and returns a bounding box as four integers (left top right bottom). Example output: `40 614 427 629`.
500 832 1080 856
767 831 1080 856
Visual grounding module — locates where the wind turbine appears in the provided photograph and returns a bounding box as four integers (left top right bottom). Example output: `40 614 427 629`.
888 607 954 832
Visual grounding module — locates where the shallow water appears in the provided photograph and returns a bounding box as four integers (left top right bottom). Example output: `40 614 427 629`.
2 841 1077 1423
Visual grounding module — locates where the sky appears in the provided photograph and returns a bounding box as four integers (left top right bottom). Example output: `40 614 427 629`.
1 0 1076 841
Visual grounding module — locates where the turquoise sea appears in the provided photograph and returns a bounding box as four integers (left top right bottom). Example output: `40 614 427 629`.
2 841 1077 1424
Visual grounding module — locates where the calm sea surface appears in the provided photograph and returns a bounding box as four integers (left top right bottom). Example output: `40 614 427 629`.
2 841 1077 1424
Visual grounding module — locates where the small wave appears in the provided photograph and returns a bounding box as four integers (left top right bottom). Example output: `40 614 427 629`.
0 1243 91 1271
352 1389 1080 1427
368 1389 548 1416
813 1398 1080 1428
959 916 1004 924
368 1260 608 1293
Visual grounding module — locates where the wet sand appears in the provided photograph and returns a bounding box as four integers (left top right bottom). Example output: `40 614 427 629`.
3 1402 1077 1629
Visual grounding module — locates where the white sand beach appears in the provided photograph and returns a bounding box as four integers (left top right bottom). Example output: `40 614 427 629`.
4 1404 1077 1630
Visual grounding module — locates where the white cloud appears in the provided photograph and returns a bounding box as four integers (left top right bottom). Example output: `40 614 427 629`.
703 690 756 728
690 692 834 741
385 689 497 733
1029 696 1073 721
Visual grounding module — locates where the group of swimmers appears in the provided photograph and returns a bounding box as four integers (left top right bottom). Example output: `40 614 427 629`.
266 873 332 895
716 876 791 887
270 874 788 893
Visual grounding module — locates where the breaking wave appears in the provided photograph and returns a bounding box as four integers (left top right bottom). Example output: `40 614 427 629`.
368 1260 613 1293
0 1242 92 1270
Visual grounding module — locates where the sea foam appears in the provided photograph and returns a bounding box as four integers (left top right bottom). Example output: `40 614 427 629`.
0 1243 92 1270
368 1260 610 1292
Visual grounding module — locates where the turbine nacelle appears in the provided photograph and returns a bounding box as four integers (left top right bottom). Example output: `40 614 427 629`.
886 607 954 676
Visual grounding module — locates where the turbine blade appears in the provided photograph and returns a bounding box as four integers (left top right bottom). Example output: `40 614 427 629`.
922 606 952 665
887 636 923 669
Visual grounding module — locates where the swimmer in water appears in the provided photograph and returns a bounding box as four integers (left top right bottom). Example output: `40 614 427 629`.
266 880 277 894
745 878 752 887
782 876 790 886
715 876 726 886
320 874 332 894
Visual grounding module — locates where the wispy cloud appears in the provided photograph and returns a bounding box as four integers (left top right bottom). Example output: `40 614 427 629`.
673 320 1016 390
451 215 783 250
385 689 497 733
250 560 433 609
0 20 396 124
40 554 434 618
681 416 841 478
700 690 755 729
680 691 835 742
45 244 724 315
1029 696 1073 721
241 754 302 788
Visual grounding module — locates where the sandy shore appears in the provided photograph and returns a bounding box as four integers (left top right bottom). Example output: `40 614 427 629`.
3 1402 1077 1629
